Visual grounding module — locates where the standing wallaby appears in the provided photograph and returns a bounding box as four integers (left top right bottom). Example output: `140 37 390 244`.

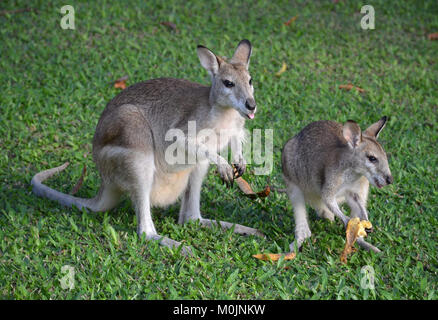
282 117 393 253
31 40 263 255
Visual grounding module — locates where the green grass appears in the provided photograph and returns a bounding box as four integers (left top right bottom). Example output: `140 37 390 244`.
1 0 437 299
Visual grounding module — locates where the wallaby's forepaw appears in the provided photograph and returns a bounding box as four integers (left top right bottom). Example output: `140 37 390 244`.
341 216 351 229
232 158 246 179
217 161 235 187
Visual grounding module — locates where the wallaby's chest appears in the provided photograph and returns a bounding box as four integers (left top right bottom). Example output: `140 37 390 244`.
205 109 245 151
335 175 369 195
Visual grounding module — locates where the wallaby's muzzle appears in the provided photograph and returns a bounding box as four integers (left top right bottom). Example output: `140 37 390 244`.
245 98 256 119
385 174 393 185
245 98 256 111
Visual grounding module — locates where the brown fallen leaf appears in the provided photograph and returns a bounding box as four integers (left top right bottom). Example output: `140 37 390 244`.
340 217 372 264
275 62 287 77
114 76 128 90
160 21 179 33
253 252 296 262
256 185 271 198
234 176 270 199
427 33 438 40
70 164 87 195
339 83 365 93
284 16 297 26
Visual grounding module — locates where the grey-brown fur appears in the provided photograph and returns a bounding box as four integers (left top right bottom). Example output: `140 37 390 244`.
282 117 393 253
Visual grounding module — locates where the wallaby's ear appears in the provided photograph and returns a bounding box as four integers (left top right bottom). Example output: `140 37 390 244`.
363 116 387 139
343 120 362 148
197 45 222 76
230 39 252 69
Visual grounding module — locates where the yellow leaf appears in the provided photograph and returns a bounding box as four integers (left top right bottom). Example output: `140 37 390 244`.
253 252 296 261
275 62 287 77
340 218 372 263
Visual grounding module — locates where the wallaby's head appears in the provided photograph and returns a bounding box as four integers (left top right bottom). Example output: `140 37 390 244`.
342 116 393 188
197 40 256 120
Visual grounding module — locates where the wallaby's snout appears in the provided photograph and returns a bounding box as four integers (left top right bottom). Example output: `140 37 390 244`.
245 98 256 111
245 97 256 119
385 174 394 185
372 171 392 189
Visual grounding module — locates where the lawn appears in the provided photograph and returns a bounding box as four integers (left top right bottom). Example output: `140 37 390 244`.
0 0 437 299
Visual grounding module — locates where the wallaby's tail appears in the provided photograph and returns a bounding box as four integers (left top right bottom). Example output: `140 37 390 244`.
31 162 97 211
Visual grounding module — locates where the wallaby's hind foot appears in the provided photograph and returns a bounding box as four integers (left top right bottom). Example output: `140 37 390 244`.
198 218 265 238
285 182 311 253
356 237 381 253
147 234 193 256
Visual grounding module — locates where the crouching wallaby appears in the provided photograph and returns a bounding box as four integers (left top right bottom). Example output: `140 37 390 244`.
31 40 263 255
282 117 393 253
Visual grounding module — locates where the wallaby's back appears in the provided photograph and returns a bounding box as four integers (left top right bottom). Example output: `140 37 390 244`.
101 78 209 115
92 78 211 153
282 120 349 192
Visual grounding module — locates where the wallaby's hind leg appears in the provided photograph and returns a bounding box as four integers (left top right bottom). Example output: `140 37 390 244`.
285 181 311 252
86 182 121 212
178 161 264 237
98 145 191 255
178 161 210 224
129 152 192 255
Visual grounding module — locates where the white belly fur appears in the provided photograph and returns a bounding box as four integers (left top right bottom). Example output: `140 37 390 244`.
150 167 193 207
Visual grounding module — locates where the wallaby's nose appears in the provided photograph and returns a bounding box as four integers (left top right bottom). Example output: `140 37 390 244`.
245 99 256 111
386 175 393 185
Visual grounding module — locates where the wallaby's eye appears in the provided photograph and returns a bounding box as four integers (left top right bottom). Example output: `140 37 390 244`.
367 155 378 163
249 78 253 86
222 80 235 88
